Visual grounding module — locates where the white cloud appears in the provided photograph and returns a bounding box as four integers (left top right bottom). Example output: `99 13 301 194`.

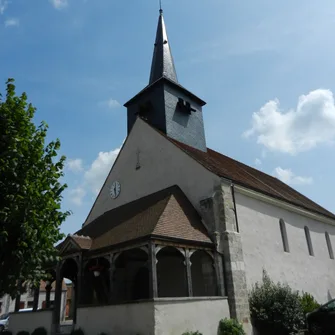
50 0 68 9
84 148 120 195
107 98 121 109
65 145 122 207
273 167 313 186
98 98 121 110
66 158 84 173
0 0 8 14
5 18 19 27
69 187 86 206
254 158 262 166
243 89 335 155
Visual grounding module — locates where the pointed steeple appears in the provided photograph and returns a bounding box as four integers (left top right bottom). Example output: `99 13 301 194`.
125 8 207 152
149 9 178 84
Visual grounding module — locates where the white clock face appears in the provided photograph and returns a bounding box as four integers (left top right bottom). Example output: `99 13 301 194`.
110 181 121 199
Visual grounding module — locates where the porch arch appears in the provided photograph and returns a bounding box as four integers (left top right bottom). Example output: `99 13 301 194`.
156 246 187 297
112 248 149 303
191 250 217 296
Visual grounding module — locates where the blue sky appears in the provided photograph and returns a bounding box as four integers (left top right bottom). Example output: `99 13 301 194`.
1 0 335 236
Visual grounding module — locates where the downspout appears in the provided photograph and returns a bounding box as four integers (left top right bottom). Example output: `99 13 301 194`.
230 183 240 233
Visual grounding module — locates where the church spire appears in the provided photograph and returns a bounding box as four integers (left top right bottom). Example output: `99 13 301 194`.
149 9 178 84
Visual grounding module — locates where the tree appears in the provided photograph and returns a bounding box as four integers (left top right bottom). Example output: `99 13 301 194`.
0 78 70 298
249 270 304 334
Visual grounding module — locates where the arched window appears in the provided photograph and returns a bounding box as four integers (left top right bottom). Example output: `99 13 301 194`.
279 219 289 252
304 226 314 256
325 232 334 260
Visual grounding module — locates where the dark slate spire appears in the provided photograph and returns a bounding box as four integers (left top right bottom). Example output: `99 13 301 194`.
149 9 178 84
125 8 207 152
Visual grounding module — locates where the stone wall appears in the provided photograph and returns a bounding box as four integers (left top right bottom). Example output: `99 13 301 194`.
200 182 251 331
76 298 229 335
76 302 155 335
154 297 229 335
9 310 53 335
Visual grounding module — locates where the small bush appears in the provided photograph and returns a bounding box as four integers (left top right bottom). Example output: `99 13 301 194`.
17 332 30 335
249 270 304 335
70 329 84 335
32 327 47 335
300 292 320 315
181 332 203 335
218 318 245 335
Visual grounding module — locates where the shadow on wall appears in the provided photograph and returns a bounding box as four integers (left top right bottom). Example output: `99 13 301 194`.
328 290 333 302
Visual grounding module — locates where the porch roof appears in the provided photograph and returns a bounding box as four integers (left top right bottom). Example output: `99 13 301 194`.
74 185 213 251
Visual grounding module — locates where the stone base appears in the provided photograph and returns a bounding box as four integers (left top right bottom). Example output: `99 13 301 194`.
76 297 230 335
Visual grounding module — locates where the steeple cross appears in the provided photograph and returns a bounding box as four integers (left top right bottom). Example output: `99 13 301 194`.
159 0 163 13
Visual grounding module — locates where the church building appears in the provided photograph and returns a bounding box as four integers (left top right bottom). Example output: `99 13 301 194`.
9 8 335 335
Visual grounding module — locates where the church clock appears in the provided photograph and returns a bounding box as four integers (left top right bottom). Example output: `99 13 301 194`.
110 181 121 199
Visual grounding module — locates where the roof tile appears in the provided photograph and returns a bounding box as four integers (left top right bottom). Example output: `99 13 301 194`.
168 137 335 220
77 186 212 251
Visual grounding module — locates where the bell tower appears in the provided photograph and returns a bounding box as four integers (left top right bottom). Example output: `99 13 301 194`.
124 9 207 152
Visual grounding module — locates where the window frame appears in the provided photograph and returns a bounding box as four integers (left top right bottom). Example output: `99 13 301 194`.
325 232 334 260
304 226 314 256
279 218 290 253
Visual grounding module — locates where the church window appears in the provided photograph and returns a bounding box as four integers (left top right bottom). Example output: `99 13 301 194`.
279 219 289 252
325 232 334 259
304 226 314 256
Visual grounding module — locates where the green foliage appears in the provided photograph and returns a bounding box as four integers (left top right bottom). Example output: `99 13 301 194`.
31 327 47 335
249 270 304 335
181 332 203 335
17 331 30 335
0 78 70 297
218 318 245 335
299 292 320 315
70 329 84 335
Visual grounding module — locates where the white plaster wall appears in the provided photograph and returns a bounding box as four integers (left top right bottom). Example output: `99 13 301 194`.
77 302 155 335
9 310 53 335
236 192 335 304
85 118 220 225
154 297 230 335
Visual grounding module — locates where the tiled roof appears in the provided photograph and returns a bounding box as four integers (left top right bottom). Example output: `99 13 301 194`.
168 138 335 220
76 186 212 250
70 234 92 250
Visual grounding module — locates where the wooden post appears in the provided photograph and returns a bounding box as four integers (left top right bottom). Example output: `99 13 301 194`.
14 293 21 312
109 253 115 303
14 280 22 312
185 249 193 297
52 263 62 332
45 283 52 309
73 255 82 324
148 241 158 298
33 285 40 311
